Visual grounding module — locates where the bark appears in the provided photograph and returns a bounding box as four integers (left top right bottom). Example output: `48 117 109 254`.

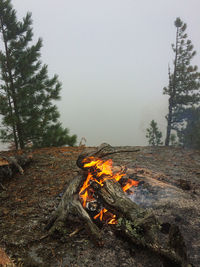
165 97 173 146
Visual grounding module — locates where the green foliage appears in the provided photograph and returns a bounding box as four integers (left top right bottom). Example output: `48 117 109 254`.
169 133 179 146
164 17 200 145
179 108 200 149
0 0 77 148
32 123 77 148
146 120 163 146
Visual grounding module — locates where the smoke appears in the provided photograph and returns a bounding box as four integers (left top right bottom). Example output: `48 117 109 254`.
128 183 177 208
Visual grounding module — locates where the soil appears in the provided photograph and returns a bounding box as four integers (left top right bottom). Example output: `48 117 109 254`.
0 146 200 267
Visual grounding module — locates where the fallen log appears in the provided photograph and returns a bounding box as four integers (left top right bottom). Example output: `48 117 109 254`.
96 178 187 265
46 144 189 266
0 154 32 183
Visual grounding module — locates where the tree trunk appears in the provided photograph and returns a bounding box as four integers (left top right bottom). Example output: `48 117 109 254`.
165 26 179 146
4 80 19 150
165 98 173 146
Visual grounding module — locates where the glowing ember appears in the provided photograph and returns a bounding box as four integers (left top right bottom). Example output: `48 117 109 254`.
94 208 117 225
79 156 139 224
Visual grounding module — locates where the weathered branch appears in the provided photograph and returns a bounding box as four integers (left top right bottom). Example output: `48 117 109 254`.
96 179 187 266
0 154 32 182
45 174 102 243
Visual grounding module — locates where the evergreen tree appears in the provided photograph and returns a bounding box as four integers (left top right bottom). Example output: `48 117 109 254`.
163 17 200 146
33 123 77 148
169 133 178 146
0 0 76 149
146 120 163 146
179 107 200 149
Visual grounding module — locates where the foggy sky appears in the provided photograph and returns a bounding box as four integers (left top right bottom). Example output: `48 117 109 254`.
1 0 200 148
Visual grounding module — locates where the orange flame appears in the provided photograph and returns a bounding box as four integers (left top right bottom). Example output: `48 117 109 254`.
122 179 139 192
94 208 117 225
79 157 138 224
79 173 95 207
94 208 107 221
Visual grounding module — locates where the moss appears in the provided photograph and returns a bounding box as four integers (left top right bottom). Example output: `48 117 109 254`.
125 219 134 233
117 217 145 242
117 217 123 226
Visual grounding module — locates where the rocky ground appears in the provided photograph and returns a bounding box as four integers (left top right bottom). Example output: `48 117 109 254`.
0 146 200 267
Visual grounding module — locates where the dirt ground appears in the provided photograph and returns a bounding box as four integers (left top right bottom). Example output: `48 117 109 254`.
0 146 200 267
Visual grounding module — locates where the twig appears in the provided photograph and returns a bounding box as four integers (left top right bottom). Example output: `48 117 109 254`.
100 149 140 158
69 227 83 237
0 182 6 190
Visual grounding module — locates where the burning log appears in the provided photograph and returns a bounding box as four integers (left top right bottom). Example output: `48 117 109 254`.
45 173 102 242
46 144 189 266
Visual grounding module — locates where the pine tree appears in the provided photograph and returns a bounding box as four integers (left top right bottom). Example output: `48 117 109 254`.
0 0 77 149
146 120 163 146
169 133 178 146
180 107 200 149
33 123 77 148
163 17 200 146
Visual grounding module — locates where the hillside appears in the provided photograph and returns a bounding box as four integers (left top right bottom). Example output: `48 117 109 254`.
0 146 200 267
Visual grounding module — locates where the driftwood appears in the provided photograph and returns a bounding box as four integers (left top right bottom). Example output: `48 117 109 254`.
46 144 189 266
0 154 32 183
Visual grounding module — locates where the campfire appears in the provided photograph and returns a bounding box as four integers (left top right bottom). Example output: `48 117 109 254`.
45 144 188 266
79 156 139 225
